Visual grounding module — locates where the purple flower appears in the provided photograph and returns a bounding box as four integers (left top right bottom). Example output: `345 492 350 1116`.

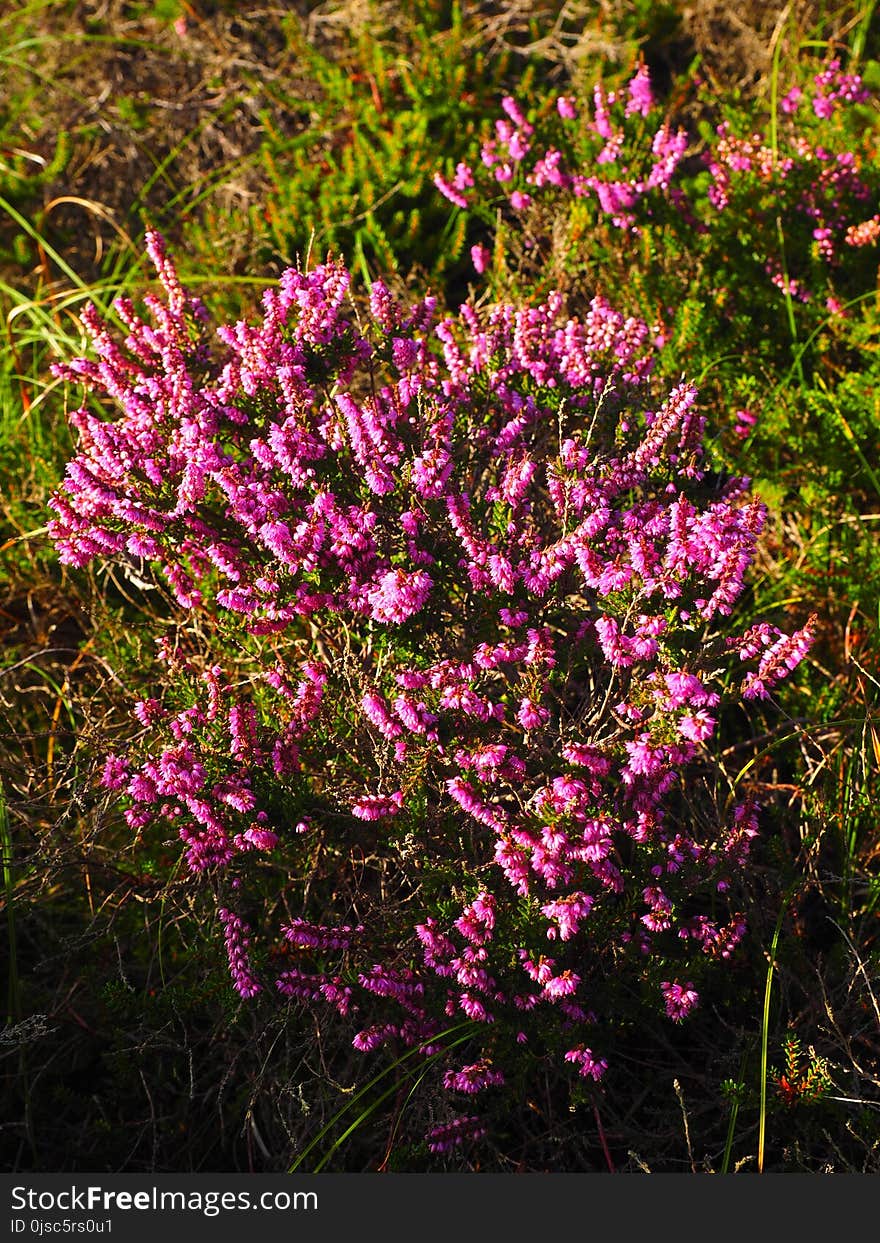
367 568 433 624
351 791 404 820
426 1116 487 1154
626 64 654 117
780 86 802 114
52 233 824 1138
470 243 491 274
218 908 261 998
443 1058 504 1094
541 892 593 941
282 918 363 951
660 979 699 1022
433 172 469 210
100 754 130 790
564 1045 608 1080
516 697 549 731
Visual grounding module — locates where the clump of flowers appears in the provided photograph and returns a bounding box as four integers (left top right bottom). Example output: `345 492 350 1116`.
434 63 692 295
435 66 689 237
50 233 814 1153
703 58 878 324
435 58 879 370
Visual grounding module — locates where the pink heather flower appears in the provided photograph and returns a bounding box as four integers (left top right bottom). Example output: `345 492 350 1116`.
507 131 530 162
282 918 363 951
495 838 531 896
443 1058 504 1094
458 991 492 1021
660 672 719 709
213 774 255 813
626 64 654 116
519 951 555 986
218 908 261 998
734 408 757 439
351 791 404 820
846 216 880 248
237 823 279 851
367 568 433 624
470 243 491 274
742 616 816 699
228 701 260 762
124 807 153 831
361 691 403 739
731 621 780 661
416 919 456 974
661 979 699 1021
564 1045 608 1080
623 733 663 779
678 710 716 743
394 694 439 737
433 172 469 210
133 697 165 727
426 1116 487 1154
766 262 810 303
517 697 549 731
446 777 508 831
541 892 594 941
686 914 747 960
351 1022 400 1052
641 885 674 933
100 753 130 790
813 226 834 261
780 86 802 114
453 162 474 191
556 95 578 120
591 82 614 140
500 96 530 130
509 190 532 211
358 964 424 1003
455 891 496 945
275 967 316 1002
543 968 580 998
54 234 822 1106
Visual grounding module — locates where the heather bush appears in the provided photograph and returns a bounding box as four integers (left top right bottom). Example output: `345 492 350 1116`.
433 64 692 307
437 56 880 321
435 55 880 481
46 231 817 1158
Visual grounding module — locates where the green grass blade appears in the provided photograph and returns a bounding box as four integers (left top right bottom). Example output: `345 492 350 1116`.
758 902 786 1173
289 1022 475 1172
